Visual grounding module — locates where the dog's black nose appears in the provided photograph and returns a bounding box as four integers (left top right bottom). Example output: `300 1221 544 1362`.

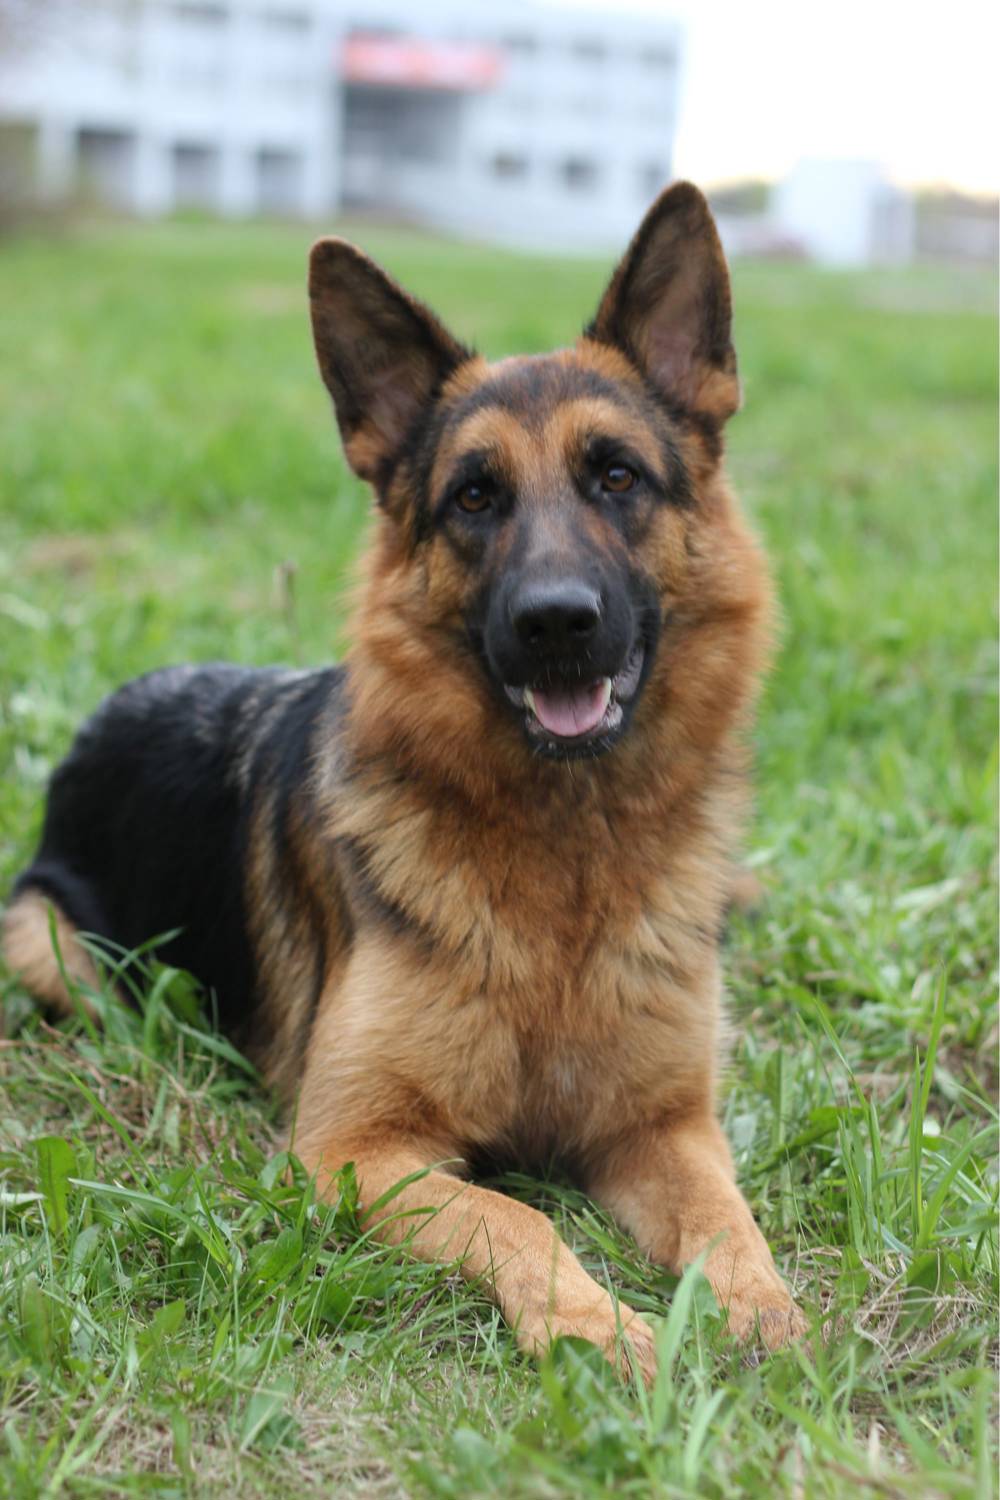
511 581 602 655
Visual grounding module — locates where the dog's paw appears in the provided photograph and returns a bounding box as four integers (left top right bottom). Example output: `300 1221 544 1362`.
516 1298 658 1386
593 1304 658 1387
722 1286 807 1351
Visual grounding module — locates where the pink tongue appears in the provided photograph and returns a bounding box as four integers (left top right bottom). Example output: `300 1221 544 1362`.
530 681 608 738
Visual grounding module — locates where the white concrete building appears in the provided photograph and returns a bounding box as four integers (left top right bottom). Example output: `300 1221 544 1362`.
773 159 916 267
0 0 682 251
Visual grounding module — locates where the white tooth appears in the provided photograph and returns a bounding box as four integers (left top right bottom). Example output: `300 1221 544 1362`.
524 687 537 716
598 677 612 713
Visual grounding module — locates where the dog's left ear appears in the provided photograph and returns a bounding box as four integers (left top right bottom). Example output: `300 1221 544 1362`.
587 182 739 425
309 239 469 485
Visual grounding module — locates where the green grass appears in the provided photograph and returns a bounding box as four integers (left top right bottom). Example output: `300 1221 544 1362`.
0 218 996 1498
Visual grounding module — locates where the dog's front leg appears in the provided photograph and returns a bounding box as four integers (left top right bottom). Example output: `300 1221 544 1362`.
588 1112 806 1349
296 1130 657 1381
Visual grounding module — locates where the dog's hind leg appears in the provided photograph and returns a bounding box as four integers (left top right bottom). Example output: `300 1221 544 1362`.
2 889 101 1019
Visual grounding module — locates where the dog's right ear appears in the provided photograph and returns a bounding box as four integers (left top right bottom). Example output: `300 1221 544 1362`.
309 240 470 486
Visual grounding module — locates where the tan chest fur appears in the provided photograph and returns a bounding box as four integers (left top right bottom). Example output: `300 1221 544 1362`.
306 762 729 1161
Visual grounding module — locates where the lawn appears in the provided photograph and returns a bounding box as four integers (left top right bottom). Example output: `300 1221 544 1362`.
0 218 996 1498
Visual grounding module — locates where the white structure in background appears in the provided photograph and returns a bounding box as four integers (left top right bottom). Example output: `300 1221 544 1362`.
0 0 682 251
772 159 915 267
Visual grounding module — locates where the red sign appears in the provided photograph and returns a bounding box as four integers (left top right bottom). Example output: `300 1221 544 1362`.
341 35 504 92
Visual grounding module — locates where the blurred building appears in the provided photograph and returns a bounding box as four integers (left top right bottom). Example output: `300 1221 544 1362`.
772 159 915 267
913 189 999 263
712 167 999 268
0 0 681 250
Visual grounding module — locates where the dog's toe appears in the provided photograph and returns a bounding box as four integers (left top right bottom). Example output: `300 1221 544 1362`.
725 1291 807 1351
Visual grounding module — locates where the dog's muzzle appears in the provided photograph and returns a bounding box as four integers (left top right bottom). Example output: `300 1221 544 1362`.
503 639 646 747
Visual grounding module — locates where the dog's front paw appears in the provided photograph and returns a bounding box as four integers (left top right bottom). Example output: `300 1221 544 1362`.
516 1297 658 1386
601 1304 658 1387
721 1282 807 1351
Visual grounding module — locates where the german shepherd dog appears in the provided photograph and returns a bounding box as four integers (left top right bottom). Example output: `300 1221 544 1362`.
3 184 806 1380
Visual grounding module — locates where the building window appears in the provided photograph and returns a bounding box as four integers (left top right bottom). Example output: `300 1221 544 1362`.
259 8 310 31
256 148 303 214
642 46 676 70
172 2 227 22
559 157 598 192
571 38 606 62
256 6 311 91
502 34 539 55
491 152 528 180
347 25 403 41
170 1 227 88
0 121 38 206
503 93 536 116
172 142 219 209
263 71 311 95
80 3 141 77
76 129 135 209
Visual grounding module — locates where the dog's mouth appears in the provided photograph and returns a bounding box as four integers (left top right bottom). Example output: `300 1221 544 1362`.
503 640 646 753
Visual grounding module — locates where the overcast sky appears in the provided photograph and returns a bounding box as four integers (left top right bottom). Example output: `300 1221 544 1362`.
541 0 998 194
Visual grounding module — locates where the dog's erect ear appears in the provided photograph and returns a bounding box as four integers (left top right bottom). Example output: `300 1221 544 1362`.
587 182 739 425
309 240 469 485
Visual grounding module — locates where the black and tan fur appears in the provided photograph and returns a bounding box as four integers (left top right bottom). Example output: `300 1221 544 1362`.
3 184 806 1381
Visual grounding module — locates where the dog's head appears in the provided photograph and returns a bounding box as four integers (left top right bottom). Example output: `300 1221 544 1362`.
310 184 768 770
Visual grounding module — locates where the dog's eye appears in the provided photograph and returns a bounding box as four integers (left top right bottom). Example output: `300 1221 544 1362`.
601 463 637 495
455 482 492 514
